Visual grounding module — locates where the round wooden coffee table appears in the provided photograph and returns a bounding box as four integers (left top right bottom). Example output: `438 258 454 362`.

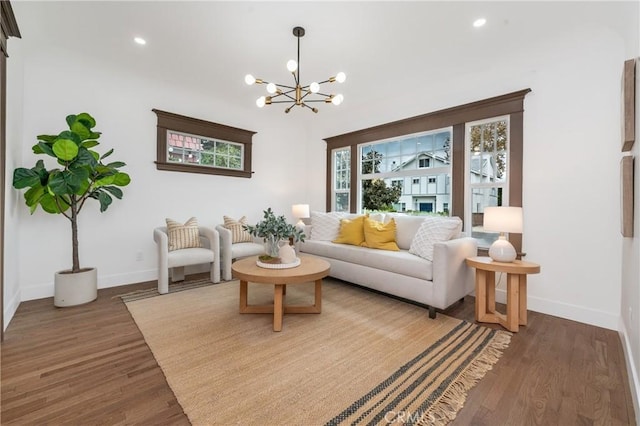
231 254 330 331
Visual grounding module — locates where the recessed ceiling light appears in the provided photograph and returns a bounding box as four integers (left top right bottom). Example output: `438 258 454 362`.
473 18 487 28
134 37 147 45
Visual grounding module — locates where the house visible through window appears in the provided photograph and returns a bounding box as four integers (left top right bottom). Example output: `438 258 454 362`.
418 158 431 168
167 131 243 170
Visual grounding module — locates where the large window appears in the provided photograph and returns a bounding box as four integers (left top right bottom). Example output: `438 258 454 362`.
153 109 255 178
324 89 529 253
357 129 452 214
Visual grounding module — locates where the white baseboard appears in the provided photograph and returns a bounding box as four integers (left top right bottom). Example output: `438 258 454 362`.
492 288 620 331
20 268 158 302
618 318 640 423
3 289 22 332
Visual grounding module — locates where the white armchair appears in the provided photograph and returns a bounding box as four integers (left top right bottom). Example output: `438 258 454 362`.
216 225 264 281
153 226 221 294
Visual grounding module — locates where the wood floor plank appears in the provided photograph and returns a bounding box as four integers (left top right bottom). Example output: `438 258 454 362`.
1 281 636 425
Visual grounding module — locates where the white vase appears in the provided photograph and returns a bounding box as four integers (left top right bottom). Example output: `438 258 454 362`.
54 267 98 307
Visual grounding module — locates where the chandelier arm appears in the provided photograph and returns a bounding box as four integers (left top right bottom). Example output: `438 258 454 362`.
276 83 297 91
302 99 330 103
269 100 297 104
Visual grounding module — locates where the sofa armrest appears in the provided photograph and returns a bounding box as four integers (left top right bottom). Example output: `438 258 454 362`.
431 237 478 309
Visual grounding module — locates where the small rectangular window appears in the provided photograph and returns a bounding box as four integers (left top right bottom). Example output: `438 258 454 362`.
153 109 255 178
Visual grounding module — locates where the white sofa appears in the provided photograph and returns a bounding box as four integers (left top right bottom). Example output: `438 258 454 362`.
298 212 477 318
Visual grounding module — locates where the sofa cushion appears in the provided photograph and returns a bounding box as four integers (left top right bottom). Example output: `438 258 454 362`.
310 211 344 241
166 217 203 251
223 215 253 243
409 216 463 261
301 240 432 281
384 214 427 250
333 215 366 246
361 217 399 251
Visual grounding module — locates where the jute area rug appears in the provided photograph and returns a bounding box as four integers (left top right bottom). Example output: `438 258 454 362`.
125 278 511 425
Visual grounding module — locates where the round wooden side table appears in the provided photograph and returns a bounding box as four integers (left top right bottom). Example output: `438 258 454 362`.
466 256 541 332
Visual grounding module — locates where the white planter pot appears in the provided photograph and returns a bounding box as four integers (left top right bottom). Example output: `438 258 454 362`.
54 267 98 307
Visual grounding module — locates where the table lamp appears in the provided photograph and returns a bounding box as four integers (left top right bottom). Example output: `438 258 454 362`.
291 204 310 229
483 206 523 262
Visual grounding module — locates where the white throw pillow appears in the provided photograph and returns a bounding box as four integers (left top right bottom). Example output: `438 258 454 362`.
310 211 345 241
409 216 463 261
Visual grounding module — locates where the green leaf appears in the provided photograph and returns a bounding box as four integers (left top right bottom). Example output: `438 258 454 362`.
97 191 112 212
13 168 41 189
71 121 91 140
89 131 101 139
113 172 131 186
95 175 115 187
101 148 114 160
81 140 99 148
34 142 55 157
48 167 89 195
37 134 58 143
52 138 79 161
102 186 123 199
39 193 67 214
58 131 81 144
74 147 98 168
75 113 96 129
65 114 77 128
106 161 125 169
24 184 45 207
88 150 99 161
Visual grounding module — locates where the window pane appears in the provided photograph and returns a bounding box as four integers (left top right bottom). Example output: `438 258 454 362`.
333 148 351 212
358 128 452 214
335 193 349 212
470 187 503 246
166 130 243 171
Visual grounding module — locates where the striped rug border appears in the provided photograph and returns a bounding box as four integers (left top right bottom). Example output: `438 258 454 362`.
326 321 511 425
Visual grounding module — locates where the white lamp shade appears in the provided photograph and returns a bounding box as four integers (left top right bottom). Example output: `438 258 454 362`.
292 204 310 219
483 206 523 233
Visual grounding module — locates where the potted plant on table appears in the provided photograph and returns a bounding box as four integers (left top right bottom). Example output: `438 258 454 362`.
244 208 305 263
12 113 131 307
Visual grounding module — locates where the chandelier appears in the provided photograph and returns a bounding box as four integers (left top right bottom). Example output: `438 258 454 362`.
244 26 346 114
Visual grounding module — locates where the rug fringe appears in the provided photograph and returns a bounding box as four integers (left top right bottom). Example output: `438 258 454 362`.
419 330 512 425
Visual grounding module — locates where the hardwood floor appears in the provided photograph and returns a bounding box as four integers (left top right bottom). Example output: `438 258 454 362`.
1 279 636 425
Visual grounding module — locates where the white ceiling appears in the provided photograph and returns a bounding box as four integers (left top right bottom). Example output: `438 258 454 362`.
10 1 638 122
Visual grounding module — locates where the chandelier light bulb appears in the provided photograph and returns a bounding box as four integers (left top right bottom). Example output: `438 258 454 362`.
245 74 256 85
331 94 344 105
266 83 277 94
336 72 346 83
256 96 266 108
309 82 320 93
287 59 298 72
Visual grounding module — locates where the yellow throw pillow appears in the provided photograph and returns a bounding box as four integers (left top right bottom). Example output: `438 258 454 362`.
361 217 399 251
223 215 254 243
332 216 366 246
166 217 203 251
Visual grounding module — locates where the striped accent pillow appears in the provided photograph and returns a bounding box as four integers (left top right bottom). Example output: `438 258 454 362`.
166 217 203 251
223 216 254 243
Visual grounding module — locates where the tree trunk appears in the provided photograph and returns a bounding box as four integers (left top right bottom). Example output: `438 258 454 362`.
71 200 79 273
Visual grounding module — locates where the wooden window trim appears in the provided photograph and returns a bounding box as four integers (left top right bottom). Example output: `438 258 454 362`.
323 89 531 252
153 109 255 178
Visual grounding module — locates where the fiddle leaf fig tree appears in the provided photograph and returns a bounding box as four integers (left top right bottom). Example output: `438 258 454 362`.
12 113 131 273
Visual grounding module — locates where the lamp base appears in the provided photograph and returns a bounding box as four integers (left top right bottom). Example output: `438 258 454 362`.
488 236 517 262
